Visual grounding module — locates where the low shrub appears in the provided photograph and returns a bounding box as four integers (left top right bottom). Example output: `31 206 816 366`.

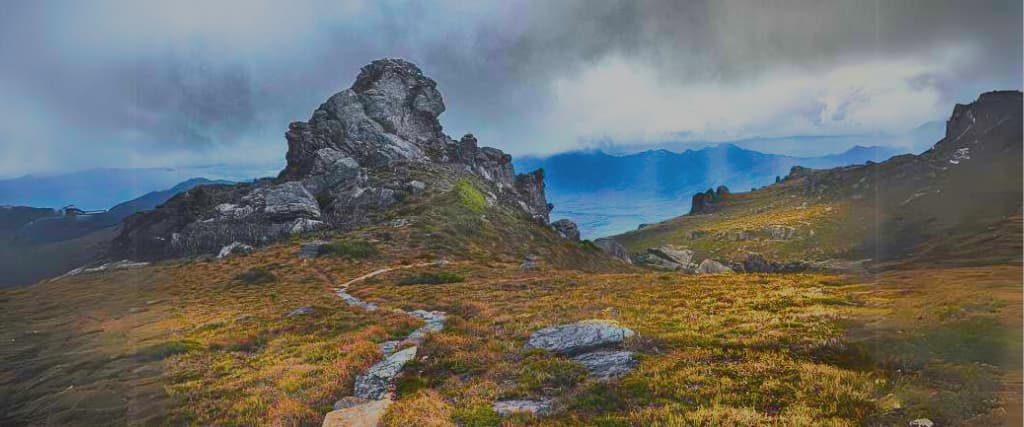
319 239 378 259
234 268 277 285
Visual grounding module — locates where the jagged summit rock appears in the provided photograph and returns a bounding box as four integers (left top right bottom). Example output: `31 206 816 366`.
111 58 552 260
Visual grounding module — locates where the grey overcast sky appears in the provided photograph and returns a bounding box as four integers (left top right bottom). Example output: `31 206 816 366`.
0 0 1020 177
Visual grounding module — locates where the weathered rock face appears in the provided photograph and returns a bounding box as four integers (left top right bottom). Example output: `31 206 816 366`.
594 238 632 264
633 245 697 271
551 219 580 241
111 59 551 260
689 186 729 214
697 259 733 274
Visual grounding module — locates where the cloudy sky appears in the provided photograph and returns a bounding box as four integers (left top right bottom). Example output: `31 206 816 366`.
0 0 1020 178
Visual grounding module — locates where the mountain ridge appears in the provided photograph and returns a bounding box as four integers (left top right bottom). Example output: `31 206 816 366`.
611 90 1023 268
515 143 904 237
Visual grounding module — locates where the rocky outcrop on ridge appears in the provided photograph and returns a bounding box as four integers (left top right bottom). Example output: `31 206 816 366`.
551 219 580 241
111 59 552 260
689 185 730 214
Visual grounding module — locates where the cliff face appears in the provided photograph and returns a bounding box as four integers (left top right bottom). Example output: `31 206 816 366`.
112 59 551 260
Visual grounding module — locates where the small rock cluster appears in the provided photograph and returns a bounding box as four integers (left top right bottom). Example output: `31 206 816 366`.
632 245 734 274
740 252 809 273
217 241 253 258
493 319 638 417
550 219 580 241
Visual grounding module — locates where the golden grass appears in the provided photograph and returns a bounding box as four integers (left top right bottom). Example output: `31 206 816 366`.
350 263 1022 426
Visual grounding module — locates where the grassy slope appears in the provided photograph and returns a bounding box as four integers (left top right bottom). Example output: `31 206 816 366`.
1 178 1020 426
355 264 1021 426
0 179 618 426
615 179 872 263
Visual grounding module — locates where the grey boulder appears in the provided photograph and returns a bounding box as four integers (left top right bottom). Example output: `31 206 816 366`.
551 219 580 241
697 259 733 274
217 241 253 258
572 350 637 379
526 319 635 355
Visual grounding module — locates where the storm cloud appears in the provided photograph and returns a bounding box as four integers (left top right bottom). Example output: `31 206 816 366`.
0 0 1020 177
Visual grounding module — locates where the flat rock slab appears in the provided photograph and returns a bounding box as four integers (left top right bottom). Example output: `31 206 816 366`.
493 399 551 416
354 346 417 399
322 397 391 427
336 288 378 311
526 319 635 355
572 350 637 379
697 259 733 274
404 310 447 345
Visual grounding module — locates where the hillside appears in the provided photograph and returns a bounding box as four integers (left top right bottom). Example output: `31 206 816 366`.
514 145 903 238
0 179 229 287
612 91 1023 269
0 60 1019 427
2 204 1018 425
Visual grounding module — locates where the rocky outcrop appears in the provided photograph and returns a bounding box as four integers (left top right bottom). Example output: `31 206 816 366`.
525 319 638 381
697 259 733 274
111 59 551 261
217 241 253 258
526 319 634 356
764 225 797 240
689 186 730 215
551 219 580 241
593 238 632 264
740 253 809 273
633 245 698 272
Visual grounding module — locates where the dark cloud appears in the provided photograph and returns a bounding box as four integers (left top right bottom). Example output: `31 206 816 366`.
0 0 1019 177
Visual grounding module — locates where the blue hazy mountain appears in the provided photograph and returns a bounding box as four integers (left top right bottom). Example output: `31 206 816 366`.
515 144 905 238
0 177 232 286
11 177 232 244
0 163 278 210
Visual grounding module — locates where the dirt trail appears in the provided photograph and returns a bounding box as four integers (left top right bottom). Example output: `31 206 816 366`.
314 260 449 427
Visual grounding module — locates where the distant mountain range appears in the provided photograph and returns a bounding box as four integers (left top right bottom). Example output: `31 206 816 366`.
515 144 907 238
0 163 278 210
0 177 230 287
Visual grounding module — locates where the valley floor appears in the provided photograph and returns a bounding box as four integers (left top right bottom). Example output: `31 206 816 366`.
0 240 1020 426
